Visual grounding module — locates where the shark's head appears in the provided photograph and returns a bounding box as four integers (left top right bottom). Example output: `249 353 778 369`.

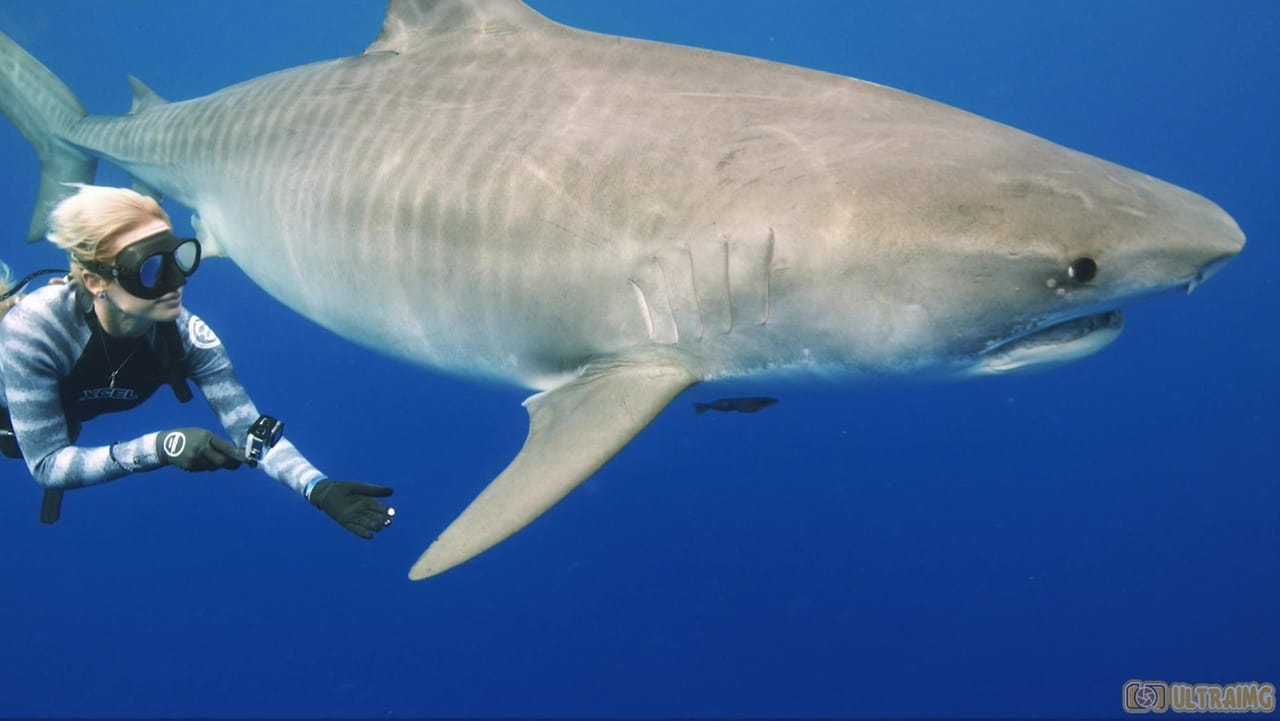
739 95 1248 382
920 155 1248 377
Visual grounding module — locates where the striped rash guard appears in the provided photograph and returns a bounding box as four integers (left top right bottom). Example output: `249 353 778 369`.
0 283 323 494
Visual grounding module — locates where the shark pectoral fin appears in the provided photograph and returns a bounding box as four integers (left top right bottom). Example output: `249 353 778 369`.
131 178 163 204
408 355 699 580
190 214 227 259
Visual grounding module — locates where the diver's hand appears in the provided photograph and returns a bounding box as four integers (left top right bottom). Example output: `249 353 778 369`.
308 480 395 539
155 427 248 471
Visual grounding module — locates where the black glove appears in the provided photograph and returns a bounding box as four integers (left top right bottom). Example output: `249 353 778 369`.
309 480 395 539
155 427 248 471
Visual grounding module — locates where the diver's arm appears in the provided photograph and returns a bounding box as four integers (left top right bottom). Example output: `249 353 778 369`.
0 299 162 488
180 312 325 496
15 391 161 489
180 312 395 537
203 373 324 496
194 359 397 536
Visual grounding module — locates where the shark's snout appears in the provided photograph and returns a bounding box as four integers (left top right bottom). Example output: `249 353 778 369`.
1170 188 1246 291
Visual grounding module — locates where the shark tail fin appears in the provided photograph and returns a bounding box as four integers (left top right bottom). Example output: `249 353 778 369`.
0 31 96 242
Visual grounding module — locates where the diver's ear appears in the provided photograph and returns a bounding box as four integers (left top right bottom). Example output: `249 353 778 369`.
78 266 109 295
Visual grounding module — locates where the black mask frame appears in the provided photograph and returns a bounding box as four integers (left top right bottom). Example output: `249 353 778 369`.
81 230 202 300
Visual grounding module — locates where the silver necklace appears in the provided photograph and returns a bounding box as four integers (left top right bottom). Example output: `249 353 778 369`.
98 324 145 390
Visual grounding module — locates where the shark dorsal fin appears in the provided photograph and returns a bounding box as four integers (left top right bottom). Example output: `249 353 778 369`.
366 0 551 55
126 75 168 114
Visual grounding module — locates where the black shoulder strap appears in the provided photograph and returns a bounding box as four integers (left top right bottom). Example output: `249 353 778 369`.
0 268 67 302
157 320 194 403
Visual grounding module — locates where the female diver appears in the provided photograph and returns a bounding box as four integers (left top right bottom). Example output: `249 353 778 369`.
0 185 394 539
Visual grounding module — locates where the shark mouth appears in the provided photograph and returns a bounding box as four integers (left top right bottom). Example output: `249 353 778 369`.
975 310 1126 374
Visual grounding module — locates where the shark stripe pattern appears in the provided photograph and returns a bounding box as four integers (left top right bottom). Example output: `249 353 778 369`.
0 0 1243 579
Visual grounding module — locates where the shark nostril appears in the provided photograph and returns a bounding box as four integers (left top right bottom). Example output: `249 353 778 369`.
1186 254 1234 294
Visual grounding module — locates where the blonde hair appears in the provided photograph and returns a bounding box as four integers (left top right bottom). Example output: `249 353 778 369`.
47 184 170 266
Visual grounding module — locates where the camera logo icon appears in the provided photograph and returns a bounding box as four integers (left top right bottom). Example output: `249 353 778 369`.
1124 679 1169 713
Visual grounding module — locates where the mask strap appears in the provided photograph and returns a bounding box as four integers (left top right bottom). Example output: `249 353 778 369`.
0 268 68 301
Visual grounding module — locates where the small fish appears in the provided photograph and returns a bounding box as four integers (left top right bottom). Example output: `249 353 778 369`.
692 397 779 415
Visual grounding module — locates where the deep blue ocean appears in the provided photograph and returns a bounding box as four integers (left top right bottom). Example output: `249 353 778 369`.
0 2 1276 719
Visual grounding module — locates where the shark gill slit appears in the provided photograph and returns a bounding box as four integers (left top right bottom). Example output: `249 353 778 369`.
721 239 734 334
762 227 774 326
683 243 706 341
654 256 679 343
628 277 656 340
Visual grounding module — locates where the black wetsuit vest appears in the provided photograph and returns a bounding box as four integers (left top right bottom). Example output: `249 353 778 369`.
60 312 191 424
1 312 190 459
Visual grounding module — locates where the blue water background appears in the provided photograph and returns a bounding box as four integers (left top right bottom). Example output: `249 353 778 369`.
0 2 1276 718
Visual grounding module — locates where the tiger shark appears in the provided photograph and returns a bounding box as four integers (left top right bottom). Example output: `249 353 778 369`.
0 0 1244 579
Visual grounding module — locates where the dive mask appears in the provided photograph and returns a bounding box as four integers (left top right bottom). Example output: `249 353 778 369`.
82 230 201 300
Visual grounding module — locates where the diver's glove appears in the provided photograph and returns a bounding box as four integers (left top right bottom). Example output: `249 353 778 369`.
308 479 395 539
155 427 248 471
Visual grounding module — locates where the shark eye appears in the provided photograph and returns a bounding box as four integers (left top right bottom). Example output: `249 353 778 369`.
1067 257 1098 283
